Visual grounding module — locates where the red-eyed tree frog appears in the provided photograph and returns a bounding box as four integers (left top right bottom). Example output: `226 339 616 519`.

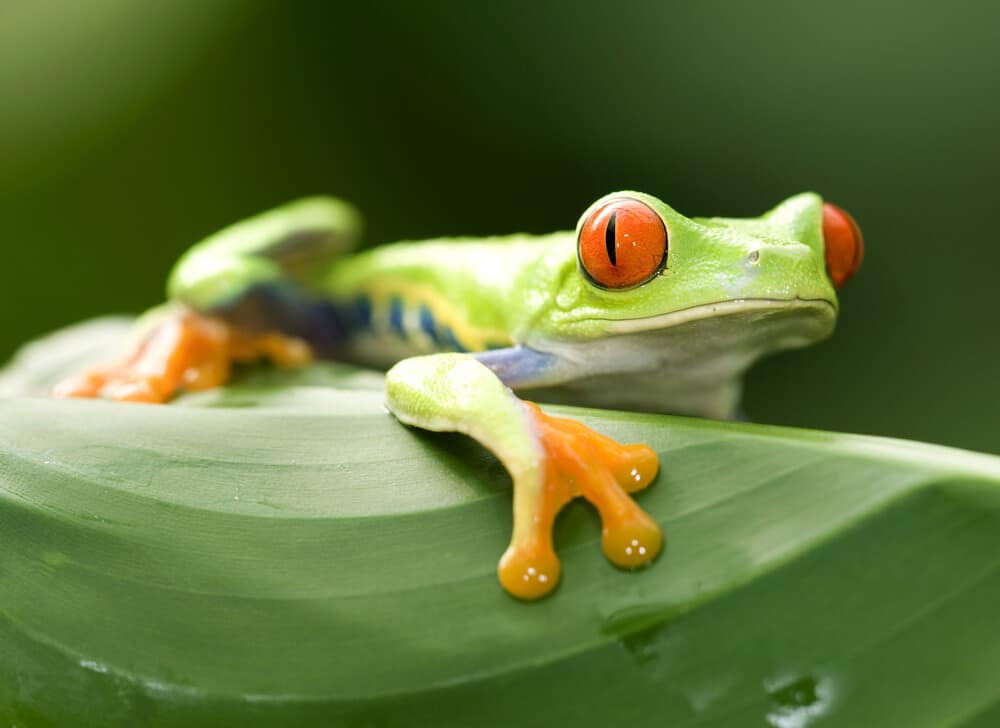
54 192 863 600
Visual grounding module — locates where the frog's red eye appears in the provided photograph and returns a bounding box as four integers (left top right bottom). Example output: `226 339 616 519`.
822 202 864 288
578 198 667 289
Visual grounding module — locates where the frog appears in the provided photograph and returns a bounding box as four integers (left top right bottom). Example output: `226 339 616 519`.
54 191 863 600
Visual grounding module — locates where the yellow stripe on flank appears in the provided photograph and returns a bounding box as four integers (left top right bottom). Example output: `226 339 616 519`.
364 280 513 352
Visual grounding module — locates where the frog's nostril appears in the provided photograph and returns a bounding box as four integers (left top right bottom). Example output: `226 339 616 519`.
747 249 760 264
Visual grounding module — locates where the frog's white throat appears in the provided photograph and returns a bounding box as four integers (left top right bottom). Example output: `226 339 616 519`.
525 298 836 420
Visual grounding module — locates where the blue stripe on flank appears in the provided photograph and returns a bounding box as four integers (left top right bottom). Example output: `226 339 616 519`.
389 297 406 337
440 326 467 353
211 282 348 357
419 305 439 344
354 296 372 330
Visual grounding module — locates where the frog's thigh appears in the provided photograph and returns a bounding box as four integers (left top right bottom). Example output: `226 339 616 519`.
384 354 662 601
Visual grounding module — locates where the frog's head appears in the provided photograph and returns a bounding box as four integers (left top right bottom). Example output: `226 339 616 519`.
527 191 863 418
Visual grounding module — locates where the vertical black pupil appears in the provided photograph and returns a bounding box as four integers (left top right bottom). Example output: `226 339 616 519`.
605 211 617 266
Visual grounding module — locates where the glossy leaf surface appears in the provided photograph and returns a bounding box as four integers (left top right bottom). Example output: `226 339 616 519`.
2 320 999 726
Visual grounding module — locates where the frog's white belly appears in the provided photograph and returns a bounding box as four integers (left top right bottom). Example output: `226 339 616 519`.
523 299 836 419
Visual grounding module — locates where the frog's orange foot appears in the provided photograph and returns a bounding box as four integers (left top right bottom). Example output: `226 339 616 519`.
497 402 661 600
52 310 312 404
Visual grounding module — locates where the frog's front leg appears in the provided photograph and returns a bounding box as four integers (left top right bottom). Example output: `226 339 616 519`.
385 354 661 600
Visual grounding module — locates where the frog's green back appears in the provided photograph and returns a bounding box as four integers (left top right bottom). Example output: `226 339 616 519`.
321 233 575 366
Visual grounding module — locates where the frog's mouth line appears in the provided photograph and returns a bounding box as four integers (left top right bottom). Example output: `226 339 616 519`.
597 297 836 335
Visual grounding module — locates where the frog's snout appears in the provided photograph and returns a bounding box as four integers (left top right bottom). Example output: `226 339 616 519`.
739 239 836 304
744 240 812 270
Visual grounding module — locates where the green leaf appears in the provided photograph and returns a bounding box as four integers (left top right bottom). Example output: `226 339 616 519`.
2 320 999 727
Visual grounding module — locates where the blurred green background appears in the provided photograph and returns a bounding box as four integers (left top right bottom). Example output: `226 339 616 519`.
1 1 997 453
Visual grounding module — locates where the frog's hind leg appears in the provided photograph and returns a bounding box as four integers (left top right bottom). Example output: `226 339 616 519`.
385 353 662 600
167 196 363 355
55 197 360 403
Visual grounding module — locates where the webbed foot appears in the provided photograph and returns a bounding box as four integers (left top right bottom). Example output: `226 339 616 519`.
498 402 661 600
53 309 312 403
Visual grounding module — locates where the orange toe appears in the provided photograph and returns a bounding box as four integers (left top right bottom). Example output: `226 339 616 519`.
102 378 164 404
498 545 561 601
601 510 663 568
611 444 660 494
52 371 108 399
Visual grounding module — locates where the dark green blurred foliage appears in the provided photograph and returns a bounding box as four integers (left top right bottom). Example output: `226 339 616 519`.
2 1 997 452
